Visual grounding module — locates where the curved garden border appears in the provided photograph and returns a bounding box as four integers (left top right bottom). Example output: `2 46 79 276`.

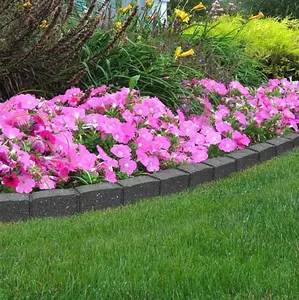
1 133 299 223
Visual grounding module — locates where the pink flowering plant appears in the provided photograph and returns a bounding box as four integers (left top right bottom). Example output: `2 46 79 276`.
0 78 299 193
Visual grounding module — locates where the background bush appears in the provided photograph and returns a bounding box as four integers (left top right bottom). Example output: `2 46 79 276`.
242 0 299 19
189 15 299 80
0 0 109 100
81 2 265 111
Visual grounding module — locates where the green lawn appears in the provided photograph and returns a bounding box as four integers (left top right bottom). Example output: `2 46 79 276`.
2 150 299 299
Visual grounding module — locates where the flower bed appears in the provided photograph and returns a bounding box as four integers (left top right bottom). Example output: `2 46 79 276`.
1 79 299 194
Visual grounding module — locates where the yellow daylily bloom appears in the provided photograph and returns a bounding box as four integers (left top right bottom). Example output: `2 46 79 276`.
249 12 264 20
179 48 195 57
145 0 152 8
191 2 206 12
174 47 194 59
174 46 182 59
175 9 190 23
23 1 32 8
118 3 132 14
40 20 48 29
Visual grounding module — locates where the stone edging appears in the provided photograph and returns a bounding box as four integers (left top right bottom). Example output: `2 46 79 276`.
1 133 299 223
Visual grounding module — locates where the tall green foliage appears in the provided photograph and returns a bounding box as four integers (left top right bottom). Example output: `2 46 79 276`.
0 0 108 100
242 0 299 18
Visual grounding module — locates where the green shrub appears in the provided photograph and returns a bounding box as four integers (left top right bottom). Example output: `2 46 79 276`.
80 3 205 110
184 30 266 86
242 0 299 19
82 31 202 110
188 15 299 80
81 3 264 111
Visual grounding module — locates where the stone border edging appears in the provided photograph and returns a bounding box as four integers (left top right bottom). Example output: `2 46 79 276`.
1 133 299 223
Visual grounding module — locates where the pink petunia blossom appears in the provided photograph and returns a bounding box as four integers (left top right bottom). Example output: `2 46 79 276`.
232 131 251 149
219 138 237 152
119 158 137 175
40 130 56 144
111 144 131 159
16 174 36 193
139 155 160 172
205 131 222 145
234 111 247 126
39 175 56 190
2 173 19 189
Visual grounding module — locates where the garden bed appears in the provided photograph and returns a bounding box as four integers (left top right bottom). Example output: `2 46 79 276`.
1 133 299 223
1 78 299 222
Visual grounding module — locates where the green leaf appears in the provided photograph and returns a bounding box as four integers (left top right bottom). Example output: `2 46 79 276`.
129 75 140 91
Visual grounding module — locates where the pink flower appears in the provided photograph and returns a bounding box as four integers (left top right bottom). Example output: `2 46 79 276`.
119 158 137 175
1 125 24 139
191 148 208 163
137 128 154 141
16 174 35 193
2 173 19 189
96 146 109 161
111 144 131 159
11 94 39 110
105 170 117 183
215 121 233 134
139 155 160 172
40 130 56 144
205 131 222 145
200 79 228 95
154 136 171 151
229 81 250 96
219 138 237 152
234 111 247 125
232 131 250 149
69 145 97 170
91 85 107 96
133 103 149 116
39 175 56 190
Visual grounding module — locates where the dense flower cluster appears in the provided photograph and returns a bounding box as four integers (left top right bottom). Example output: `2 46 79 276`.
1 78 299 193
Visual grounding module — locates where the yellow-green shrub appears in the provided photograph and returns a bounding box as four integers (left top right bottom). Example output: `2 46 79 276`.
210 15 299 60
186 15 299 79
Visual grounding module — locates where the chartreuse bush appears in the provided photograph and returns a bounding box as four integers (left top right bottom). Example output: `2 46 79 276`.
2 149 299 298
205 15 299 79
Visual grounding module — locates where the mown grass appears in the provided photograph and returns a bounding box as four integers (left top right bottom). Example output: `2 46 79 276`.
1 150 299 299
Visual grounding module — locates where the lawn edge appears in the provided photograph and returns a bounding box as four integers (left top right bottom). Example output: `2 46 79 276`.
1 133 299 223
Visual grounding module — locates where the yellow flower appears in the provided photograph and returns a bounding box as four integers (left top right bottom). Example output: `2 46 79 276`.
118 3 132 14
249 12 264 20
23 1 32 8
115 21 122 30
39 19 48 29
191 2 206 12
145 0 152 8
174 47 194 59
174 46 182 59
175 9 190 23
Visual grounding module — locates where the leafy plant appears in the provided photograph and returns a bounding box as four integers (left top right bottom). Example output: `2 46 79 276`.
0 0 109 100
80 2 205 110
242 0 299 19
82 36 202 110
184 27 266 86
190 15 299 80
